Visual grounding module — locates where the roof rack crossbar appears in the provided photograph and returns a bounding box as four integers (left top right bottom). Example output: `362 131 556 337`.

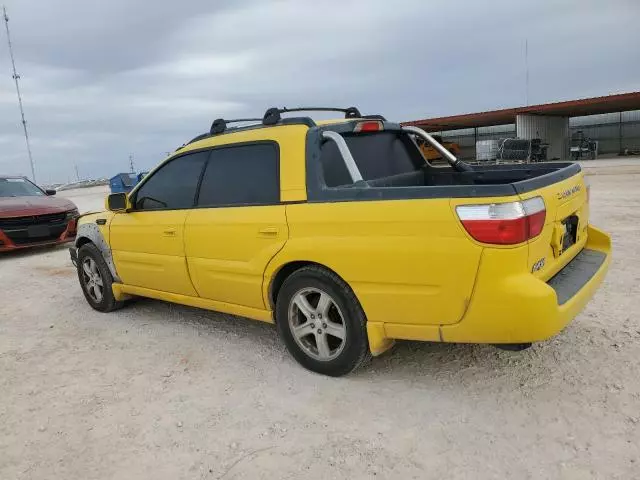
281 106 362 116
263 106 362 125
210 117 263 134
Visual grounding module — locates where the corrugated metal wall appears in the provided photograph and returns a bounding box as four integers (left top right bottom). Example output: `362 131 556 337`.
516 114 569 159
570 110 640 155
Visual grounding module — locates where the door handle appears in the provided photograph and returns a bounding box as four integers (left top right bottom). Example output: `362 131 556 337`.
258 227 278 236
162 229 177 237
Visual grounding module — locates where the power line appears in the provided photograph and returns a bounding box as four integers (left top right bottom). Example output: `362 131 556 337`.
3 5 36 183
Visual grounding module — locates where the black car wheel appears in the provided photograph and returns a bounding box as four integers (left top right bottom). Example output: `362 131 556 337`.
77 243 123 313
275 266 370 376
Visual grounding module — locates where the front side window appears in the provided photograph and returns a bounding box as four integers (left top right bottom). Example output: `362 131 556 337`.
0 177 45 197
134 151 208 210
197 143 279 207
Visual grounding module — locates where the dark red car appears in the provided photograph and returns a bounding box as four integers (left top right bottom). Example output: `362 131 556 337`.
0 176 78 252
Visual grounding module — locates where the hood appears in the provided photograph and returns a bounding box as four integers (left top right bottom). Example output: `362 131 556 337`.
0 195 77 218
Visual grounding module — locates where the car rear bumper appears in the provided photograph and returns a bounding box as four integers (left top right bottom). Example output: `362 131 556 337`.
0 218 77 252
439 224 611 343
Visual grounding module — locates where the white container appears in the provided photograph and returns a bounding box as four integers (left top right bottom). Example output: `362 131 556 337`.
476 139 499 161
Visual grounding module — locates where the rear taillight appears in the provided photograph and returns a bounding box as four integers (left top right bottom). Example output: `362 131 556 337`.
456 196 546 245
353 120 383 132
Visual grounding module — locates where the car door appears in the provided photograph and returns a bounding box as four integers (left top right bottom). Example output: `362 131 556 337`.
184 142 288 309
109 151 209 296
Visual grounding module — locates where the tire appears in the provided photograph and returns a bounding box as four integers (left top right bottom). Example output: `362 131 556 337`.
77 243 124 313
275 266 371 376
494 343 532 352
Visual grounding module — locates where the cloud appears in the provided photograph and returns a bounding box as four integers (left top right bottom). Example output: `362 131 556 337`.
1 0 639 183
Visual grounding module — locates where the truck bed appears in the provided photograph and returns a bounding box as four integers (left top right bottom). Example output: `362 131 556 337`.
369 163 578 189
309 161 582 201
310 128 581 201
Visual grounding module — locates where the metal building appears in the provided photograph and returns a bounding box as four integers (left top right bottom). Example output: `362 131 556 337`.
403 92 640 161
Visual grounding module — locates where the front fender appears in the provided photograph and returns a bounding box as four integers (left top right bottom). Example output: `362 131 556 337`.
74 213 120 282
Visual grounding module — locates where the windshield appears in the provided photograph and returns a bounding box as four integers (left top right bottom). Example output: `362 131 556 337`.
0 177 45 197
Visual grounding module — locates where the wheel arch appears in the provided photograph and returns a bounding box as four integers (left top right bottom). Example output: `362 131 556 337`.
267 259 395 358
267 260 352 311
75 222 120 282
75 236 93 248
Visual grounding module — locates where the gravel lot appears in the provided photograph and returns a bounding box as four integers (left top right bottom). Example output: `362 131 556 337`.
1 161 639 479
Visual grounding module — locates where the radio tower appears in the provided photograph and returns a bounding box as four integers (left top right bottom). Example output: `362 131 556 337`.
3 6 36 183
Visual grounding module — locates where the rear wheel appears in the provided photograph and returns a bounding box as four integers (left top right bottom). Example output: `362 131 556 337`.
77 243 123 312
275 266 370 376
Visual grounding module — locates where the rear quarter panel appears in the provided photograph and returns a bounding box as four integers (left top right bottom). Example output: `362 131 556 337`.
269 199 482 326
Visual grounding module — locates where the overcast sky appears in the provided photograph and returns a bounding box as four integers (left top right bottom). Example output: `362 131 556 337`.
1 0 639 184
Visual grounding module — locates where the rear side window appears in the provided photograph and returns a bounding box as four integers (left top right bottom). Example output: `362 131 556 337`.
320 132 423 187
197 143 279 207
134 151 208 210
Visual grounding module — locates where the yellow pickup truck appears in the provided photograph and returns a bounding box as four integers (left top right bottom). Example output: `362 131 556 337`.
70 107 611 376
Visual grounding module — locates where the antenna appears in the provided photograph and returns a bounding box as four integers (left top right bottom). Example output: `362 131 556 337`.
3 6 36 183
525 38 529 106
129 154 135 173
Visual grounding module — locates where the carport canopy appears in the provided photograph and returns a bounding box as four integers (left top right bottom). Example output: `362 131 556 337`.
402 91 640 132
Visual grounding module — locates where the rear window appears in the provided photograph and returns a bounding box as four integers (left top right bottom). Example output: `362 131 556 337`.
197 143 279 207
319 132 423 187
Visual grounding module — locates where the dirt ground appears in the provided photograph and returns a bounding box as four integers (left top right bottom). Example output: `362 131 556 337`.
1 161 639 479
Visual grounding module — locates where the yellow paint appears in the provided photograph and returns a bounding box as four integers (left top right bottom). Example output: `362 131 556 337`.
266 199 482 326
74 119 611 357
185 205 288 308
366 322 395 356
418 140 461 161
79 211 113 238
440 225 610 343
521 171 590 281
383 323 441 342
105 192 133 212
110 210 198 296
112 283 273 323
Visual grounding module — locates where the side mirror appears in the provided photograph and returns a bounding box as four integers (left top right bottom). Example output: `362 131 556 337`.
45 189 56 196
106 192 131 212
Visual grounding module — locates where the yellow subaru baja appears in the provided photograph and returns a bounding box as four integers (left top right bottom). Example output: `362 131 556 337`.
70 107 611 376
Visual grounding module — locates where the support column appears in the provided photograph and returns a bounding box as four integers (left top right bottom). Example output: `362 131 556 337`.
516 114 569 160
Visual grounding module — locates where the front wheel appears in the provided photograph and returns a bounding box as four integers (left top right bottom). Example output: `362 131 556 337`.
77 243 124 312
275 266 370 376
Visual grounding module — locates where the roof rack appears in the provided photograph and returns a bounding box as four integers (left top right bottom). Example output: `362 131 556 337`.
263 106 364 125
210 117 262 134
178 106 387 150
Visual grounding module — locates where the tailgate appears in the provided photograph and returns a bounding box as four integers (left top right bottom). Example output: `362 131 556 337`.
519 169 589 281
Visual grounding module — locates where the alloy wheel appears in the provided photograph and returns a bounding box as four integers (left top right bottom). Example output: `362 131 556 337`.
288 287 347 361
81 257 104 303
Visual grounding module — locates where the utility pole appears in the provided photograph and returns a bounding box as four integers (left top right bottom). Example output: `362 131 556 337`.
129 154 135 173
3 6 36 183
74 163 80 182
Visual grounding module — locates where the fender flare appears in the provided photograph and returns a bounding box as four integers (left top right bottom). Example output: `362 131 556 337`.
75 222 121 282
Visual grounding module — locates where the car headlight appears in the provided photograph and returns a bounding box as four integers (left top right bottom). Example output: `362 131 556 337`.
66 208 79 219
